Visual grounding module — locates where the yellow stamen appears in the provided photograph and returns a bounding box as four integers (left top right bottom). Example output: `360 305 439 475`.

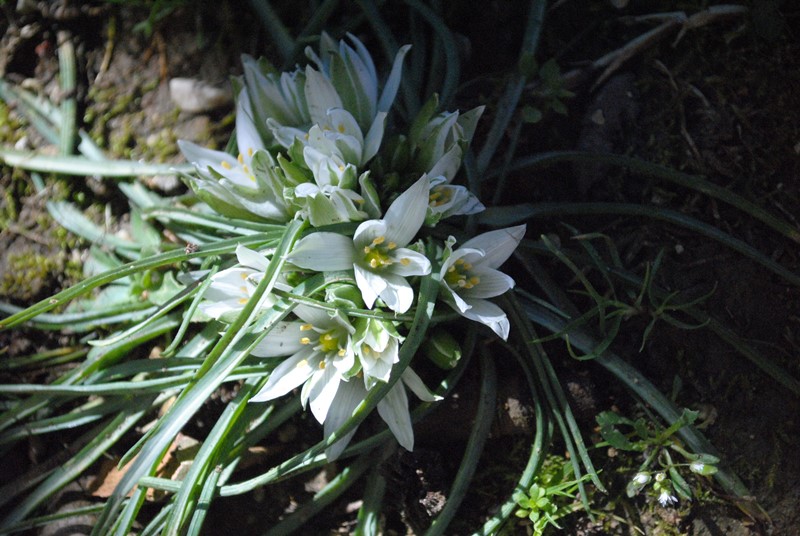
337 123 346 133
300 324 313 331
297 359 308 369
372 236 386 246
338 348 346 356
238 298 248 304
221 161 232 170
247 147 254 157
387 242 397 250
319 361 326 369
237 154 244 165
400 258 411 266
300 337 311 345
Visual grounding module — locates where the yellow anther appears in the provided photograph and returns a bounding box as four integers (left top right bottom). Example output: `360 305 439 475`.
240 272 249 279
240 286 248 294
369 259 379 268
387 242 397 250
337 123 346 133
429 191 442 201
338 348 346 356
238 297 249 304
400 258 411 266
319 361 326 369
361 345 371 355
242 164 250 174
364 246 372 254
221 161 232 170
300 324 313 331
248 147 254 156
469 276 481 286
448 266 456 273
372 236 386 246
463 263 473 271
338 165 345 171
300 337 312 345
455 258 465 265
238 153 244 165
297 359 308 368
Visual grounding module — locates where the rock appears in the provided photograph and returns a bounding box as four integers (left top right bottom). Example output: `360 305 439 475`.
168 77 231 114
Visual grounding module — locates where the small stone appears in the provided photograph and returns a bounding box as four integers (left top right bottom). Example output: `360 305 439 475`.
169 78 232 113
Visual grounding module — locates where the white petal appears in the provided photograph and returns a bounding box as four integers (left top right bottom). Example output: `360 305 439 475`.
235 87 266 155
462 225 526 269
362 111 387 164
305 67 343 125
427 143 462 182
354 265 384 309
293 303 336 329
378 273 415 314
388 248 431 277
383 176 430 246
460 298 511 340
377 44 411 113
353 219 387 247
402 368 443 402
361 337 397 385
441 284 471 314
250 322 306 357
288 232 355 271
377 383 414 451
235 245 270 271
308 365 341 424
323 380 365 460
250 348 319 402
460 267 515 299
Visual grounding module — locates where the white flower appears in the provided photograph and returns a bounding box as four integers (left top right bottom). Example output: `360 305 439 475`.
288 176 432 313
439 225 526 340
355 318 401 389
632 472 651 486
426 176 485 224
198 245 274 321
306 33 410 131
250 304 357 421
411 105 484 181
658 490 678 507
241 55 310 144
250 302 440 459
178 88 289 222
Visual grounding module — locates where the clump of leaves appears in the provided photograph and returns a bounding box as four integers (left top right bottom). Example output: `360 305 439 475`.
597 408 719 506
509 455 592 535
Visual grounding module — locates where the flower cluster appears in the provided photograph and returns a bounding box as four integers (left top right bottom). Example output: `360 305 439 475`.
181 33 525 458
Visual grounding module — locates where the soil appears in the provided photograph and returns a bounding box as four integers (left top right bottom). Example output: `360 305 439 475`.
1 1 799 535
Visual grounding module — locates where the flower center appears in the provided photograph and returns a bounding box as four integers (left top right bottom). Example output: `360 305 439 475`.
219 147 257 182
362 235 401 270
445 258 480 289
429 185 453 207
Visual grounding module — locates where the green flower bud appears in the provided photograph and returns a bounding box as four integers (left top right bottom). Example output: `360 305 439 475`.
424 329 462 369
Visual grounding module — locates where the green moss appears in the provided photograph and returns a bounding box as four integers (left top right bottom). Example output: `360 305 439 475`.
0 250 65 302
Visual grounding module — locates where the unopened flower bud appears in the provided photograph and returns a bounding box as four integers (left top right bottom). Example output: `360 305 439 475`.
424 329 462 369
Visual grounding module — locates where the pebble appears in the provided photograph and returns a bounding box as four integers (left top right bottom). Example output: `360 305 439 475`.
168 78 231 113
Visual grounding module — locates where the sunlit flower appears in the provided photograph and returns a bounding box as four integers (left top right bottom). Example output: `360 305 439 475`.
439 225 526 340
288 176 432 313
198 245 275 321
250 305 356 412
178 88 289 222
